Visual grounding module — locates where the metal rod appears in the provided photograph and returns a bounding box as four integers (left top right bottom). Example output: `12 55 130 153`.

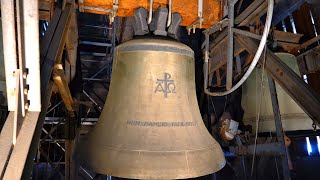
79 41 112 47
46 101 63 114
83 65 109 85
80 51 107 56
81 25 112 29
148 0 153 24
167 0 172 27
81 59 109 63
82 90 102 111
83 78 109 82
226 0 234 91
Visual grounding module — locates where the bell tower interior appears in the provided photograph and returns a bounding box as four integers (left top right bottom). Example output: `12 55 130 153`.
1 0 320 180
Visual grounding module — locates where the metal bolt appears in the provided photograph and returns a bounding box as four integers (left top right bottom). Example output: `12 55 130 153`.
23 72 27 79
24 88 28 95
25 103 29 110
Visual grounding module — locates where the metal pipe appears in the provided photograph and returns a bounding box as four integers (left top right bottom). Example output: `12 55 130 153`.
81 25 112 29
148 0 153 24
46 100 63 114
82 90 102 111
167 0 172 27
226 0 234 90
83 65 109 85
83 78 109 82
80 51 107 56
79 41 112 47
204 0 274 96
198 0 203 28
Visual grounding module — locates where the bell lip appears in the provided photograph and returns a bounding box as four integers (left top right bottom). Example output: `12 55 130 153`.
80 142 226 179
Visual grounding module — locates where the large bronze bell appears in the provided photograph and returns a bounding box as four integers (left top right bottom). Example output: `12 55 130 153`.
80 38 226 179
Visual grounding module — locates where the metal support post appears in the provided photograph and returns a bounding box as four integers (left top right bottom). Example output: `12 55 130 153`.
268 75 290 180
226 0 235 90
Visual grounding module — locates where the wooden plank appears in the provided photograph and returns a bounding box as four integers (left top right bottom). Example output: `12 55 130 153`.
277 41 300 52
273 30 303 43
40 8 62 66
21 82 54 178
235 0 265 24
0 112 14 178
239 0 268 26
21 4 74 178
3 112 40 180
40 3 73 92
39 10 50 21
292 35 320 53
39 0 51 11
209 36 245 73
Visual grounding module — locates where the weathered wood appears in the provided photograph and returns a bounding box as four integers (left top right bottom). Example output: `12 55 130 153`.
239 0 268 26
21 82 54 179
235 0 265 24
209 29 228 51
21 4 75 178
268 76 290 180
2 112 40 180
65 9 78 83
273 30 303 43
40 8 62 66
236 34 320 126
65 115 77 180
292 35 320 53
277 41 300 52
39 0 52 10
292 3 316 43
209 36 245 74
41 3 73 92
39 10 50 20
0 112 14 178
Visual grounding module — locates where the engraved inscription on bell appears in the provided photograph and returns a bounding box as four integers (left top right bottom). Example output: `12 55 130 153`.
154 73 176 97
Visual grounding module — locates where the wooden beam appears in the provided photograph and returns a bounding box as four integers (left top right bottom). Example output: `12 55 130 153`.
2 112 40 180
273 30 303 44
292 35 320 53
0 112 14 178
209 36 246 74
239 1 268 26
41 3 73 92
235 0 265 25
21 3 75 178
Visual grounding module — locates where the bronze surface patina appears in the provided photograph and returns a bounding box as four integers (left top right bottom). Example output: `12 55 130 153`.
80 38 226 179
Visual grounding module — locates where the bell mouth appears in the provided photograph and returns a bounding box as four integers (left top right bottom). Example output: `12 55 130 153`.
80 140 226 179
